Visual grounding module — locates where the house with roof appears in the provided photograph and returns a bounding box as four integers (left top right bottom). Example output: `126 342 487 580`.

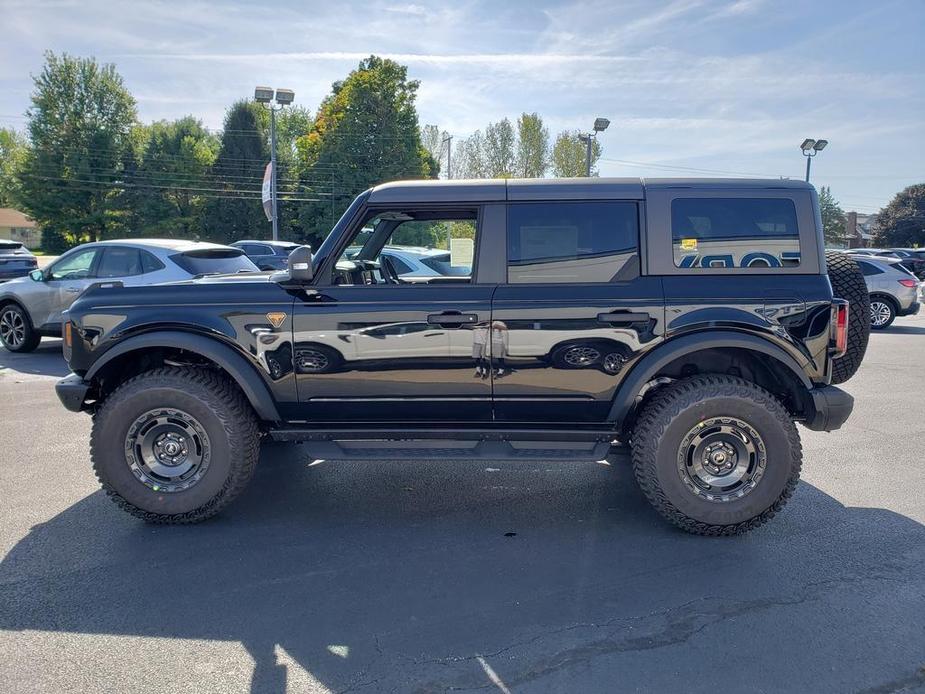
0 208 42 249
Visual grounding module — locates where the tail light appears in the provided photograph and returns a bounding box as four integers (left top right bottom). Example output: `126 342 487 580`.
898 279 918 288
832 300 849 358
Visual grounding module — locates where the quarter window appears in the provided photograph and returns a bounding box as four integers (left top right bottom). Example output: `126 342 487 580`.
506 201 639 283
671 198 800 269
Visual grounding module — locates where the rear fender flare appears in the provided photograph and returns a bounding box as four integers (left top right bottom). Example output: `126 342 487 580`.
609 330 812 427
86 330 281 422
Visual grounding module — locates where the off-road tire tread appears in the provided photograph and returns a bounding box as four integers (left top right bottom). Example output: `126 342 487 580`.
631 374 802 536
825 250 870 384
90 367 260 524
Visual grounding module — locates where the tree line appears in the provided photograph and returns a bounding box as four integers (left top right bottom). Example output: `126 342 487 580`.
0 51 921 252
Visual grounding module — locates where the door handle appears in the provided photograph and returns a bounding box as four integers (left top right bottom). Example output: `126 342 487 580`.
597 311 649 326
427 312 478 326
64 287 81 294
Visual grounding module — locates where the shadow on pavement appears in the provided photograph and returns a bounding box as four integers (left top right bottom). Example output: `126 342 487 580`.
1 444 923 692
878 325 925 335
0 339 69 378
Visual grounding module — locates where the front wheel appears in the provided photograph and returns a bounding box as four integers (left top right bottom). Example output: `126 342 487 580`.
631 375 802 536
90 367 260 523
0 303 41 352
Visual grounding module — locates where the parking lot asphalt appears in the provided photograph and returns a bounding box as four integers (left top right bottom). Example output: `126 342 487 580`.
1 317 924 694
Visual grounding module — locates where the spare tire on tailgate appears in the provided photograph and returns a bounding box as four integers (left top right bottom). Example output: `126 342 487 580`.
825 250 870 384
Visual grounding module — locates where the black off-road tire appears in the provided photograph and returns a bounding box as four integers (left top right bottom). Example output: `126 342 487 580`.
90 367 260 523
825 250 870 384
0 302 41 353
631 375 802 536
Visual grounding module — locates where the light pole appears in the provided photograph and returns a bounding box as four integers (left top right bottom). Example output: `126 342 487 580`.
255 86 295 241
800 138 828 183
441 134 453 179
578 117 610 177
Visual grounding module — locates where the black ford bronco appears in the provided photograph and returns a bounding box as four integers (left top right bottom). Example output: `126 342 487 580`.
55 178 870 535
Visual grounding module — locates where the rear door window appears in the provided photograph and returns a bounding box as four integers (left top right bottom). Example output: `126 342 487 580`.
97 247 145 278
671 198 800 269
506 201 639 283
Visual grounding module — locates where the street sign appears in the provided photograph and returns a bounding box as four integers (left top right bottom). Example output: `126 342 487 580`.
262 163 273 221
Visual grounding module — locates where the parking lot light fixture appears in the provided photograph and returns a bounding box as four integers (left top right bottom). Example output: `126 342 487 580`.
800 137 827 182
255 87 296 240
593 118 611 133
580 117 610 176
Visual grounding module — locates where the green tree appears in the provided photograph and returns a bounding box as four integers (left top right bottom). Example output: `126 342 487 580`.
551 130 600 177
17 52 137 252
0 128 28 208
874 183 925 247
118 117 218 238
818 186 847 245
483 118 516 177
419 124 447 176
452 131 488 179
515 113 549 178
198 100 270 244
297 56 435 245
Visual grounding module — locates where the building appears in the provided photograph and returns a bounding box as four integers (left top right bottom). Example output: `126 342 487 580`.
843 211 877 249
0 208 42 249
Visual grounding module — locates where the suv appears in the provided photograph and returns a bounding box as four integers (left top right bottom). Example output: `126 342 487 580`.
230 240 301 270
853 255 921 328
55 178 869 535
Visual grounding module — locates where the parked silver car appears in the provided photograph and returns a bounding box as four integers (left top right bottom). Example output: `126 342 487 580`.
853 255 921 329
0 239 259 352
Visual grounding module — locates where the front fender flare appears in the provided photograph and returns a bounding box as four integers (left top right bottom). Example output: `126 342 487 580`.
86 330 281 422
609 330 813 427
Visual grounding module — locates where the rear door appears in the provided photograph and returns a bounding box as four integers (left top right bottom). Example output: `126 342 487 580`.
491 194 665 423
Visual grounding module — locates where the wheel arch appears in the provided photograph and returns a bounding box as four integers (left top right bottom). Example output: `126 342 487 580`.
610 331 814 432
86 331 281 422
869 292 899 311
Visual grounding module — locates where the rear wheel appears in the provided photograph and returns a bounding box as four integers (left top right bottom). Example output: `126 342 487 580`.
0 303 41 352
869 297 896 329
825 250 869 384
631 375 802 536
90 367 260 523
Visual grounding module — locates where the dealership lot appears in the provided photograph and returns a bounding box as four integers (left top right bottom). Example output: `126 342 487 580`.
1 319 923 693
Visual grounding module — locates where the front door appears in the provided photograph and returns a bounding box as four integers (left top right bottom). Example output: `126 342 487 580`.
40 246 102 327
292 205 495 422
490 200 665 423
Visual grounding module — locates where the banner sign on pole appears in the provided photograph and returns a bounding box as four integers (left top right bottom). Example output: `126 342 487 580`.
262 163 273 221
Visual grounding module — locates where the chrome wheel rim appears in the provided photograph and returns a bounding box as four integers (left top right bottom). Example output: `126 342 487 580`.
124 408 211 493
0 309 25 348
602 352 624 374
563 345 600 367
870 301 892 326
677 416 767 503
298 348 329 372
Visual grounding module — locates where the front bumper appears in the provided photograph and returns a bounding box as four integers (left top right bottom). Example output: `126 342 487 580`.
898 301 920 317
55 373 90 412
804 385 854 431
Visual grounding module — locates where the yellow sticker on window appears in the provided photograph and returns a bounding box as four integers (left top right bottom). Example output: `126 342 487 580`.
680 238 698 251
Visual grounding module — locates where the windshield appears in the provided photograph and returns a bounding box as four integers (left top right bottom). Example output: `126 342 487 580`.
169 249 259 276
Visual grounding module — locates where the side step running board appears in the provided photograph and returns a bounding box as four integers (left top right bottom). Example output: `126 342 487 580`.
289 439 616 462
271 427 619 443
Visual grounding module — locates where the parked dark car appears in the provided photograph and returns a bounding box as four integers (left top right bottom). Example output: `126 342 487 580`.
55 178 869 536
0 241 38 282
230 240 300 270
886 248 925 279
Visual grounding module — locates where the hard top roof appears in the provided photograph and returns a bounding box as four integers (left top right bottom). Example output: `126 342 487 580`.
367 177 814 204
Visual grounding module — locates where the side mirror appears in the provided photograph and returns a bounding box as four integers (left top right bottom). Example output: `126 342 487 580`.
287 245 314 283
29 269 44 282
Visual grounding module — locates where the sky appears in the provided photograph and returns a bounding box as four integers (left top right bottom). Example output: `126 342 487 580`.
1 0 923 213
